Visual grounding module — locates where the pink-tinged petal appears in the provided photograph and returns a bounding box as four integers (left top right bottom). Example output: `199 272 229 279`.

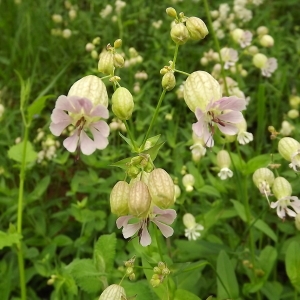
116 215 134 229
92 121 110 137
123 222 142 239
214 97 246 111
50 121 71 136
77 98 93 114
63 132 79 152
140 225 151 247
153 207 177 224
270 201 278 209
152 220 174 238
192 121 204 138
90 105 109 119
202 125 214 147
90 127 109 150
51 108 72 123
79 131 96 155
217 123 238 135
56 95 79 113
218 111 244 124
195 107 205 121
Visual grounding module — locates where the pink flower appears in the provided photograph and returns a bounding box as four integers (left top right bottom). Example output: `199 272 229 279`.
261 58 278 77
50 95 109 155
192 97 246 147
116 206 177 247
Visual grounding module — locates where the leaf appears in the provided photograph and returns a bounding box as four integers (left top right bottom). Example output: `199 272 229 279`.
119 132 134 149
0 231 22 249
142 141 165 162
245 154 273 175
7 141 37 165
53 235 73 247
261 281 283 300
122 280 158 300
174 289 201 300
217 250 239 299
231 200 277 242
258 246 277 279
198 185 221 198
28 175 50 202
68 259 102 294
94 233 117 273
285 240 300 292
111 157 132 169
27 95 53 120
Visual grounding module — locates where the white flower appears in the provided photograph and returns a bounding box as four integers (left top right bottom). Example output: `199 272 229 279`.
218 167 233 180
183 213 204 241
220 47 238 69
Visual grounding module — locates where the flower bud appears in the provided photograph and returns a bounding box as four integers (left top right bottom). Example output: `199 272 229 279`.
99 284 126 300
252 168 274 194
110 181 130 216
257 26 269 36
113 53 125 68
289 96 300 109
148 168 175 209
259 35 274 47
128 181 151 218
85 43 95 52
52 14 63 23
183 71 222 112
126 267 133 275
182 174 195 192
247 45 259 55
112 87 134 120
287 109 299 119
186 17 208 41
272 177 292 200
98 50 114 75
170 23 189 45
166 7 177 18
162 72 176 91
62 29 72 39
231 28 244 43
183 213 196 229
129 273 135 281
252 53 267 69
158 262 166 269
68 75 108 107
114 39 122 48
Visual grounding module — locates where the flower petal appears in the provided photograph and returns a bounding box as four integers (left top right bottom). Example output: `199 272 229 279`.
50 121 71 136
152 220 174 238
153 207 177 224
51 108 72 124
63 132 79 152
90 127 109 150
116 215 134 229
140 225 152 247
92 120 110 137
123 223 142 239
90 105 109 119
79 131 97 155
214 97 246 111
218 111 244 124
217 123 238 135
56 95 79 113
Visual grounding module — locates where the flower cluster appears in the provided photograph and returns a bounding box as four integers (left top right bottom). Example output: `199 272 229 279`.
111 168 177 247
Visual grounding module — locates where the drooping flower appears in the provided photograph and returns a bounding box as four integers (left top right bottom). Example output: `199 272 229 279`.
183 213 204 241
50 96 109 155
192 96 246 147
278 137 300 172
216 150 233 180
231 28 253 48
220 47 238 69
252 53 277 77
270 177 300 219
116 206 176 247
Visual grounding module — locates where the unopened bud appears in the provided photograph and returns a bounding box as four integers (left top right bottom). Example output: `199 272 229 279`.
170 23 189 45
166 7 177 18
114 39 122 48
112 87 134 120
162 72 176 91
278 137 300 162
158 262 166 269
257 26 269 36
113 53 125 68
162 268 170 275
98 50 114 75
216 150 231 169
148 168 175 209
110 181 129 216
129 273 136 281
67 75 108 107
272 177 292 200
186 17 208 41
126 267 134 275
253 53 267 69
128 181 151 218
259 35 274 47
287 109 299 119
153 267 161 274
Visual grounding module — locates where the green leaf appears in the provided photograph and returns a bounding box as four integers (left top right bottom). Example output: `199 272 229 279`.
7 141 37 165
142 141 165 162
111 157 131 169
28 175 50 202
245 154 273 175
174 289 201 300
261 281 283 300
68 259 102 294
198 185 221 198
285 240 300 292
258 246 277 279
231 200 277 242
0 231 22 249
27 95 53 120
217 250 239 299
122 280 158 300
53 235 73 247
94 233 117 273
119 132 134 148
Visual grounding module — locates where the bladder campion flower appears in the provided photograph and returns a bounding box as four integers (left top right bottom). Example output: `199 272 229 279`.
270 177 300 219
183 213 204 241
116 206 176 247
50 75 109 155
278 137 300 171
252 53 277 77
217 150 233 180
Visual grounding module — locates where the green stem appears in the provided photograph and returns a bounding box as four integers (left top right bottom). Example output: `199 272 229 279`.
124 120 138 152
174 69 190 76
17 123 30 300
171 44 179 69
154 225 163 261
141 89 167 149
203 0 229 95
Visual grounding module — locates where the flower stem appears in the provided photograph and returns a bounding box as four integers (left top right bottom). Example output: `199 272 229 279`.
141 89 167 149
124 120 138 152
203 0 229 96
154 225 163 261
